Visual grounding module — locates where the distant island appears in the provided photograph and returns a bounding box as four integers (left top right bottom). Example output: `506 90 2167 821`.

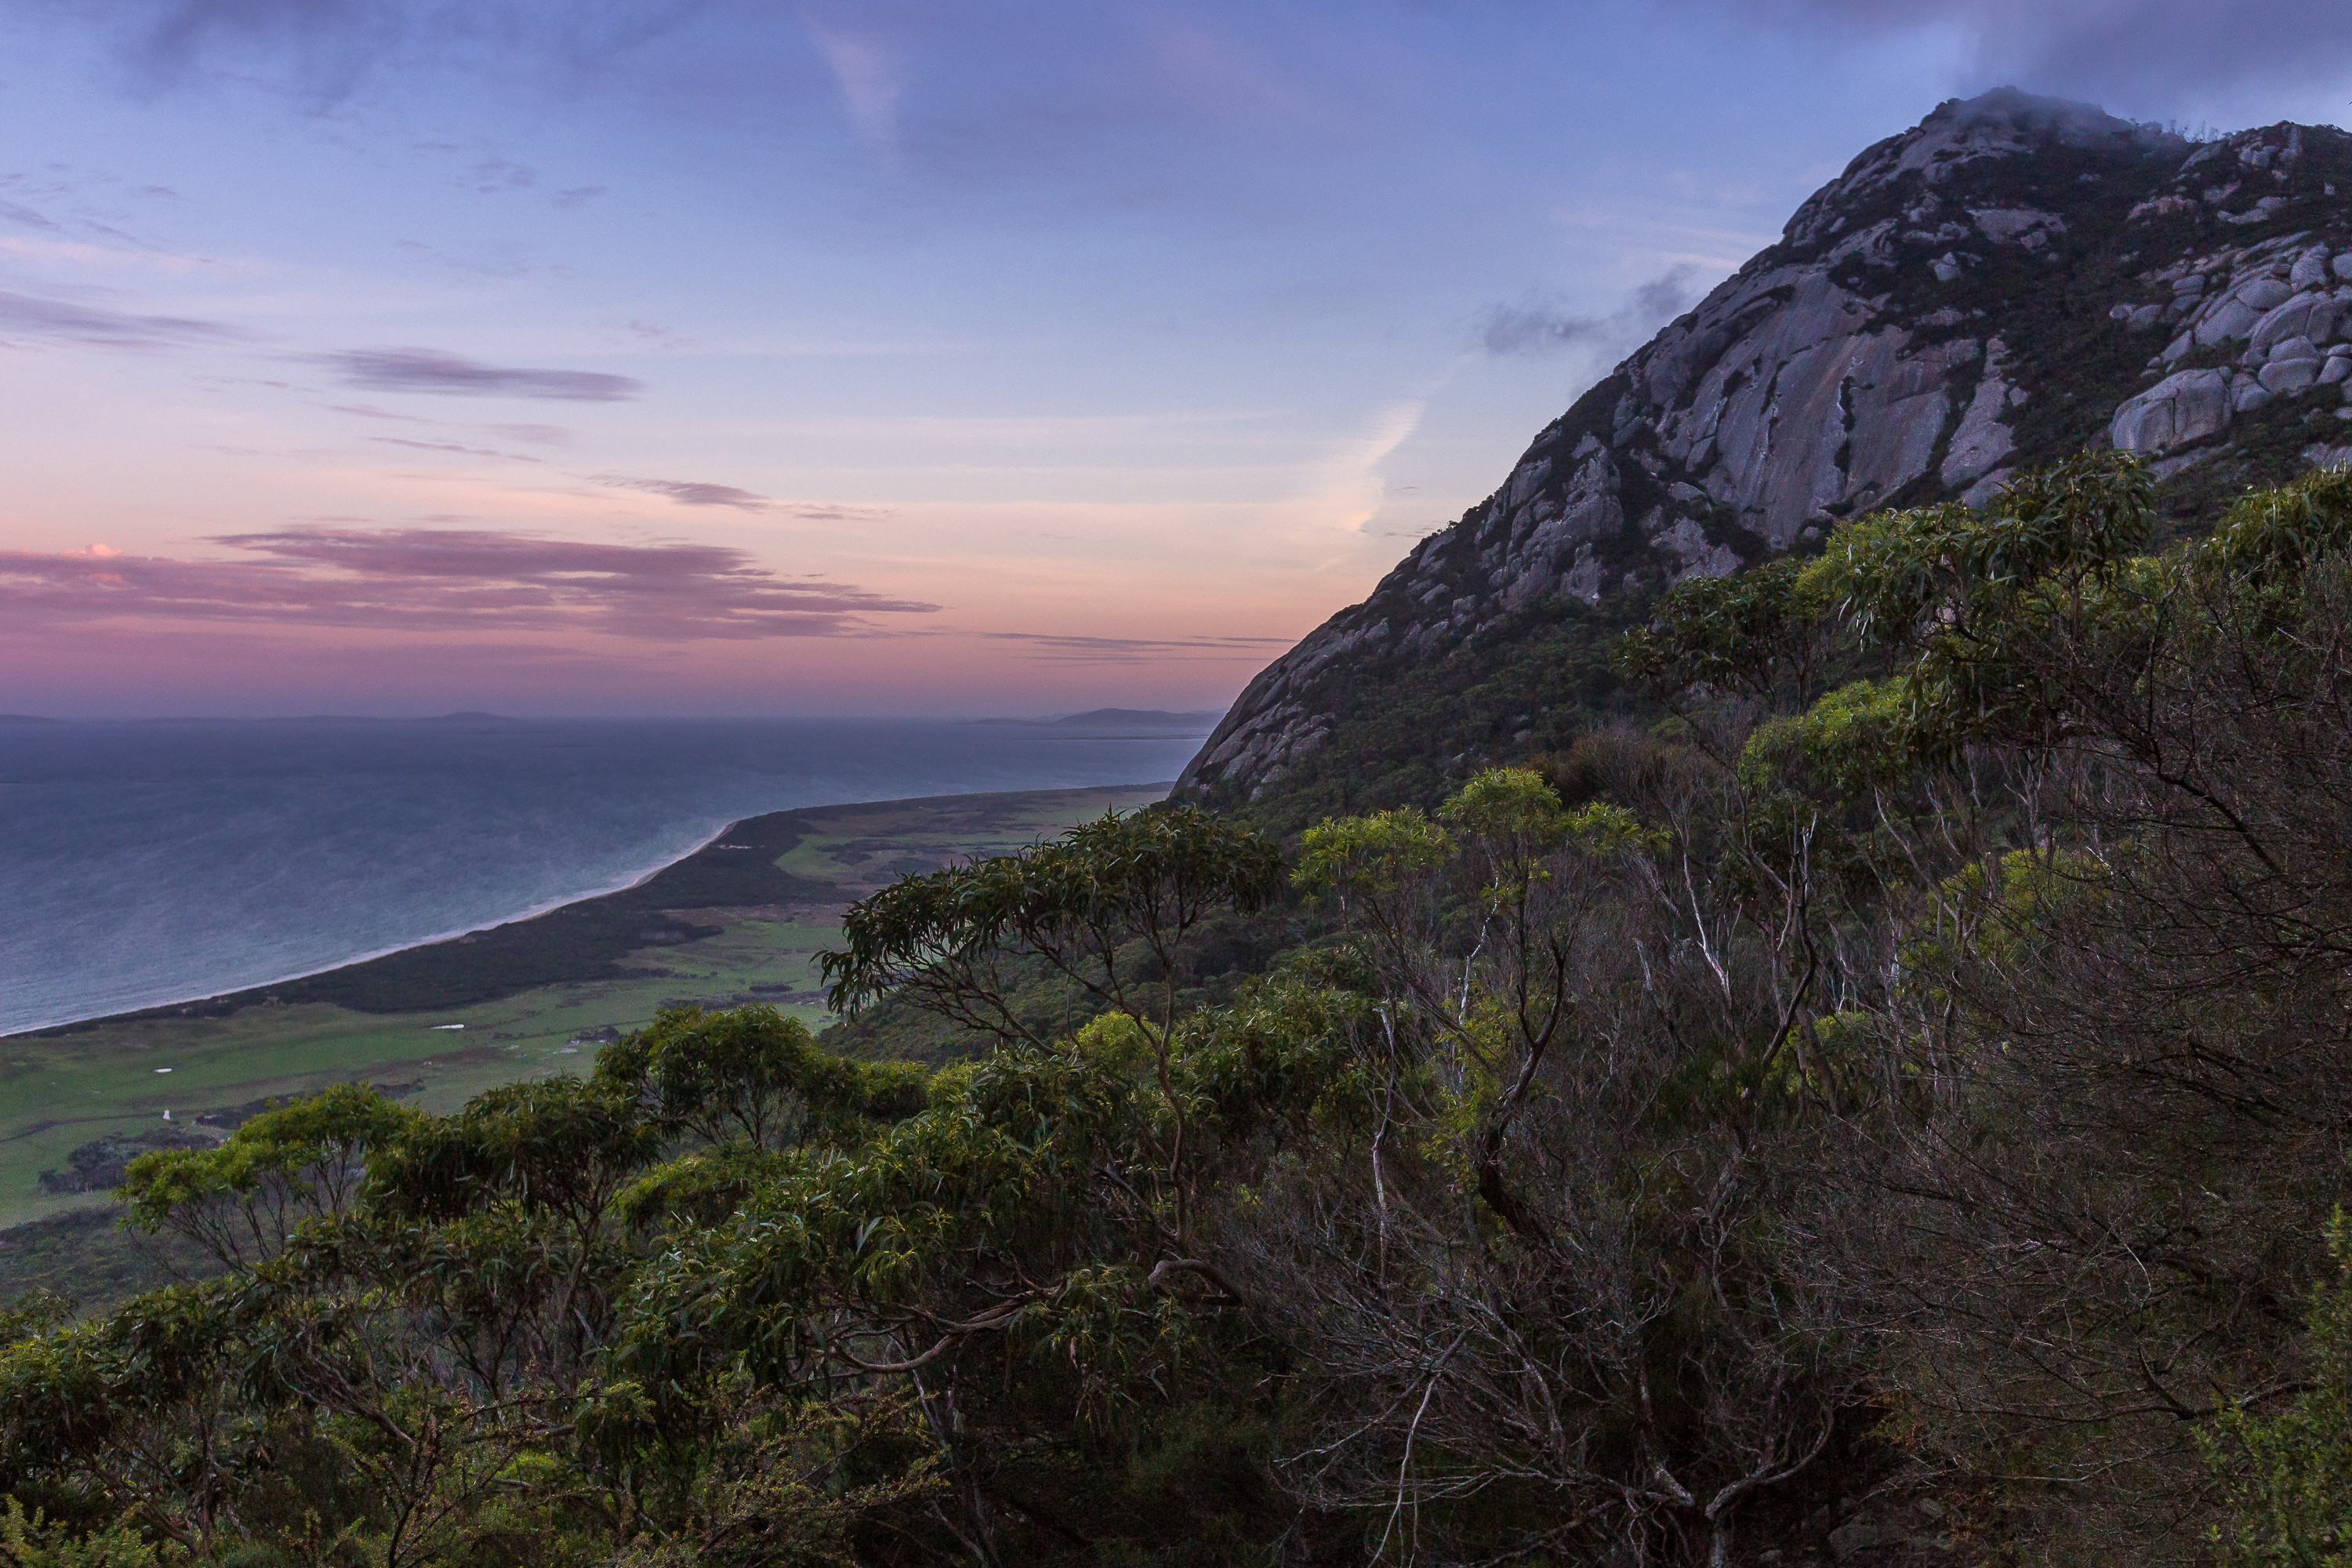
973 708 1221 729
0 714 62 724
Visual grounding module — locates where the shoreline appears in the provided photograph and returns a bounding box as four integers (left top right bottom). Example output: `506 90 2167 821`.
8 779 1174 1041
2 816 745 1041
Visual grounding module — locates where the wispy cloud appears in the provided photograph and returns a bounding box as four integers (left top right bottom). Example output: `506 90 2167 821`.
321 347 641 401
369 437 543 463
489 423 572 445
594 474 771 511
0 289 245 350
328 402 430 423
0 200 67 234
593 474 891 522
803 13 905 157
0 531 940 640
1478 265 1700 357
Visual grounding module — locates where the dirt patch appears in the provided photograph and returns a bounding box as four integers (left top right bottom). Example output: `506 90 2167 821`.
38 1127 213 1195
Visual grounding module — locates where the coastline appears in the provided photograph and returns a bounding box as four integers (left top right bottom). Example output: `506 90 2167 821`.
4 815 749 1040
9 779 1175 1040
0 716 1218 1042
0 780 1176 1240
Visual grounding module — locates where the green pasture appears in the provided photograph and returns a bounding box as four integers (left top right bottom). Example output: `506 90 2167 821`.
0 782 1168 1232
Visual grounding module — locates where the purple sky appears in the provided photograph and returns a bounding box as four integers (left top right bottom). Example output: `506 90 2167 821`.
4 0 2346 717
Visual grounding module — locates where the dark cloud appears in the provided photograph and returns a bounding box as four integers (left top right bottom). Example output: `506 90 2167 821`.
1632 268 1699 321
0 530 940 640
594 474 771 511
554 185 608 209
982 631 1292 663
1479 301 1608 356
0 289 245 350
323 347 641 401
1477 265 1699 358
1700 0 2352 103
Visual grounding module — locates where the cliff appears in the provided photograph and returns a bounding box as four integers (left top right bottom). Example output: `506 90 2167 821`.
1178 89 2352 810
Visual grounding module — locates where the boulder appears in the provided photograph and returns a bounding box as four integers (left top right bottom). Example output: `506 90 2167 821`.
1971 207 2065 244
2197 296 2266 346
1828 1516 1906 1563
2336 254 2352 283
2260 356 2320 394
2323 354 2352 386
2292 247 2335 290
2236 378 2275 412
2111 368 2232 453
2251 297 2343 356
2241 277 2296 312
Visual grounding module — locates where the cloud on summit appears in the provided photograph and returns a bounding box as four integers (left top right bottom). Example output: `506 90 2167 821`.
323 348 641 402
1702 0 2352 103
0 530 939 641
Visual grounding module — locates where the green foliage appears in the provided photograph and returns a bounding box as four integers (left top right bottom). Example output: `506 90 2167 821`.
0 1500 178 1567
822 805 1284 1045
117 1083 419 1271
1292 808 1449 897
594 1005 923 1153
1739 677 1922 799
2198 463 2352 595
2208 1210 2352 1567
1617 554 1831 709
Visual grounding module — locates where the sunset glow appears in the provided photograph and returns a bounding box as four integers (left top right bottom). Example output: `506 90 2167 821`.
5 1 2342 716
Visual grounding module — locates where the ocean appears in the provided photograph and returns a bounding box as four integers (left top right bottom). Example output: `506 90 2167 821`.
0 716 1210 1036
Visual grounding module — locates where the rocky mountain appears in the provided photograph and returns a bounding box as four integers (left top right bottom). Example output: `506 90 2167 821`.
1178 89 2352 809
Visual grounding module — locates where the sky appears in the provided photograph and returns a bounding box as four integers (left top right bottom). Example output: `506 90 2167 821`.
5 0 2350 718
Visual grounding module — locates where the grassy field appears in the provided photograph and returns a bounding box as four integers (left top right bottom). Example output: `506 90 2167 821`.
0 783 1168 1236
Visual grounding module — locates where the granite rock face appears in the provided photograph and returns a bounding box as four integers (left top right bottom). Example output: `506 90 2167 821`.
1178 91 2352 804
2112 368 2234 452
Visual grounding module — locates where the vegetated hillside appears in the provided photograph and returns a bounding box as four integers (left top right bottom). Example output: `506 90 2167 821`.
1179 88 2352 824
16 456 2352 1566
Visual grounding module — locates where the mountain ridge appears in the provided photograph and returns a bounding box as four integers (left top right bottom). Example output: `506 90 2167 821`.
1178 89 2352 809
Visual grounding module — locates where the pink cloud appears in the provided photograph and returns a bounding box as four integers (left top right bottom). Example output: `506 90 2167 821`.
594 474 771 510
0 529 940 641
590 474 890 521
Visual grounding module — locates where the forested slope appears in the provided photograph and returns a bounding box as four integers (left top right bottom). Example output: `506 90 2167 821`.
10 456 2352 1566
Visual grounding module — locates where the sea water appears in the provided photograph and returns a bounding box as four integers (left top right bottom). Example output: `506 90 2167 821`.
0 717 1211 1036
